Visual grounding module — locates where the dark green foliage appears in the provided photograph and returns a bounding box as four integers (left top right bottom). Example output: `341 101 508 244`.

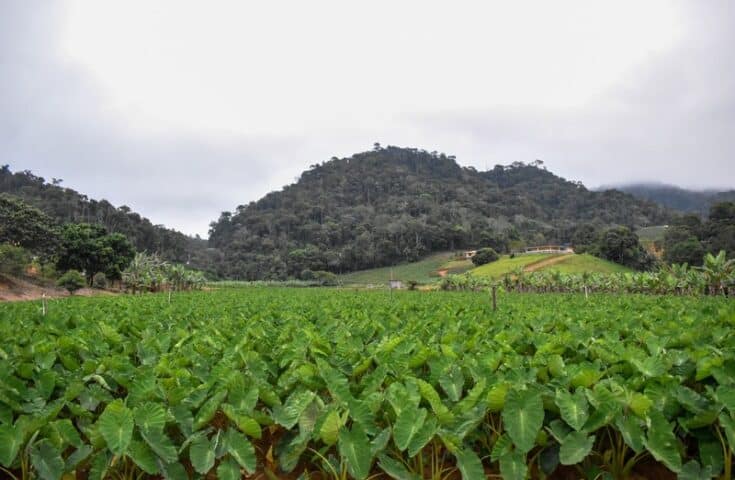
56 223 135 283
0 243 31 276
471 247 499 266
571 223 599 254
0 166 209 268
0 193 59 256
56 269 85 293
663 202 735 265
597 226 655 270
209 147 669 279
92 272 108 289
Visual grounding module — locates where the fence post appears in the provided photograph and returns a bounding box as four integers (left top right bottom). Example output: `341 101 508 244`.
492 286 497 311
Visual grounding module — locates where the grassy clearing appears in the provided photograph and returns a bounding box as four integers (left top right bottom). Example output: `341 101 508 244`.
636 225 669 242
542 253 633 274
339 252 454 284
469 253 555 277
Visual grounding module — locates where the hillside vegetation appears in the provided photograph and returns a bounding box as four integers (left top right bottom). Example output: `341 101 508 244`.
209 146 669 279
617 182 735 214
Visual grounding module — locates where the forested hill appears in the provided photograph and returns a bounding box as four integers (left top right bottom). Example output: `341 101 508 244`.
0 165 212 269
613 183 735 215
209 146 671 279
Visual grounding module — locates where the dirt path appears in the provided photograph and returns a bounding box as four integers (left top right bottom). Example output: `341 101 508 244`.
0 275 116 302
523 254 572 272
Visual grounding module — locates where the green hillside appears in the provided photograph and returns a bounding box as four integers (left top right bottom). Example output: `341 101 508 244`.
470 253 631 278
339 252 454 284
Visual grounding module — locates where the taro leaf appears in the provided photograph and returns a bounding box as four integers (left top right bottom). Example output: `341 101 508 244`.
222 404 261 439
393 406 427 451
502 388 544 454
190 434 216 474
439 364 464 402
30 440 65 480
64 444 92 471
159 460 189 480
171 404 194 438
347 397 377 434
320 409 343 446
559 431 594 465
378 454 422 480
0 423 22 467
87 451 111 480
193 389 227 431
227 379 259 413
47 419 83 448
697 439 723 476
628 393 653 418
614 415 644 453
490 434 513 462
338 424 372 480
276 431 308 473
643 411 682 473
272 390 316 429
719 412 735 448
133 402 167 432
224 429 257 474
98 399 134 455
454 448 485 480
454 378 487 414
499 450 528 480
407 415 438 457
679 460 715 480
630 357 666 378
538 444 560 475
487 383 509 412
140 428 178 464
128 440 159 475
716 385 735 413
555 388 588 431
217 456 241 480
416 379 454 425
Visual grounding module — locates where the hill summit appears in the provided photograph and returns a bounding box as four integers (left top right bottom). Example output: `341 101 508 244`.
208 145 669 279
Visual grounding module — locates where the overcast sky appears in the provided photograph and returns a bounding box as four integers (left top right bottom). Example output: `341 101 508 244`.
1 1 734 237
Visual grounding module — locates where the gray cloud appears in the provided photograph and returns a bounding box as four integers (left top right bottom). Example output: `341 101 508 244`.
1 2 734 237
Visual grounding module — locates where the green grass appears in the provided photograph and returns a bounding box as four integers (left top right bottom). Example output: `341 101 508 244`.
339 252 455 284
542 253 632 274
469 253 555 277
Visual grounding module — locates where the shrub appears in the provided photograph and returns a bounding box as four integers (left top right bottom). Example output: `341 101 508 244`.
0 243 30 276
407 280 419 290
313 270 338 286
300 269 315 281
471 247 499 266
57 270 86 294
92 272 108 289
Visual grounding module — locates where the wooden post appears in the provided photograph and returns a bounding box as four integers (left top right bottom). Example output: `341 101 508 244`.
492 286 497 311
41 293 47 316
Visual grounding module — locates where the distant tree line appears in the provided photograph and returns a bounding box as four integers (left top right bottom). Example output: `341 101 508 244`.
662 202 735 266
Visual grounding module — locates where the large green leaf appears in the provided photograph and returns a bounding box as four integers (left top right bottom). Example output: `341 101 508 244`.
272 390 316 429
0 423 22 467
499 450 528 480
133 402 167 432
216 456 241 480
378 454 421 480
189 434 216 474
502 388 544 454
319 409 343 446
97 399 134 455
140 427 179 463
128 440 159 475
455 448 485 480
407 415 437 457
393 406 427 451
555 388 588 431
225 429 257 474
643 411 681 473
30 440 65 480
558 431 594 465
193 389 227 431
338 424 372 480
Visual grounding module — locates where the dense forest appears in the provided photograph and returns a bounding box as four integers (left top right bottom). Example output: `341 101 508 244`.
0 165 217 273
615 183 735 215
208 145 671 279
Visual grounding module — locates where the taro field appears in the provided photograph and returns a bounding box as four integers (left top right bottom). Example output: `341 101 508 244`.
1 288 734 480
